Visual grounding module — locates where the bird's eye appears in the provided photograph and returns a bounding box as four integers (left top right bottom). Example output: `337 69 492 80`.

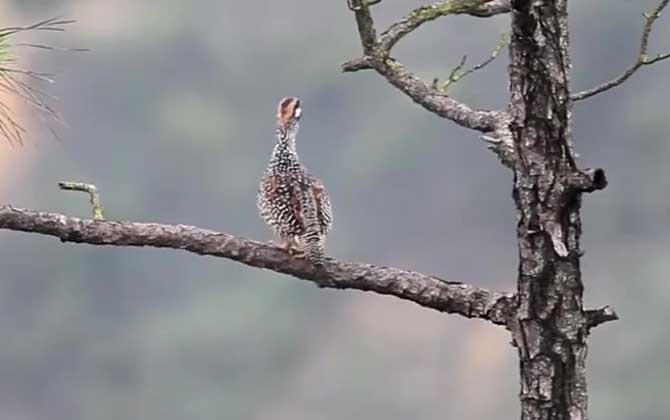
294 106 302 120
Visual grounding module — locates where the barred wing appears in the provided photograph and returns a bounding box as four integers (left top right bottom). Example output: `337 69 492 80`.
311 179 333 235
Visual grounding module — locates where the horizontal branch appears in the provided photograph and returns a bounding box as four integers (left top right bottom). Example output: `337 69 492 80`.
343 0 502 133
0 205 515 325
572 0 670 101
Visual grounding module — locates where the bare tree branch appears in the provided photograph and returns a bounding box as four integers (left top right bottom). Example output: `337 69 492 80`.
434 33 509 92
0 204 516 325
379 0 509 51
572 0 670 101
342 0 502 133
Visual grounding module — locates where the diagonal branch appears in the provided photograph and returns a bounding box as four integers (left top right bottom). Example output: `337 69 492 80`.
435 33 509 92
342 0 503 133
0 205 516 326
572 0 670 101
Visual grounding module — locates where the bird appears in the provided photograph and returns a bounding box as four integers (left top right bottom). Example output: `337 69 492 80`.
257 97 333 267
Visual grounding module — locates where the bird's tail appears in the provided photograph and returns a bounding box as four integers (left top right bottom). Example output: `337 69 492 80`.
301 186 325 267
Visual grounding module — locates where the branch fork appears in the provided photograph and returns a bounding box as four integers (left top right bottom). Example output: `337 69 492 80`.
342 0 509 133
572 0 670 101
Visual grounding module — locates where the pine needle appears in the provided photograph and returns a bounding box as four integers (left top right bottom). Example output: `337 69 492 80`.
0 17 83 145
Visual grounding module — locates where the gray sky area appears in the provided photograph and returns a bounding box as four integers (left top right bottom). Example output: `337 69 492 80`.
0 1 668 420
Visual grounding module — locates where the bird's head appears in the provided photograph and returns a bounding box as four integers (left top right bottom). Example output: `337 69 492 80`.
277 97 302 139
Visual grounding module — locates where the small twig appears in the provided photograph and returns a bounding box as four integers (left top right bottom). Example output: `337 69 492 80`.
441 55 469 90
342 56 374 72
585 305 619 329
58 181 105 221
438 33 509 92
572 0 670 101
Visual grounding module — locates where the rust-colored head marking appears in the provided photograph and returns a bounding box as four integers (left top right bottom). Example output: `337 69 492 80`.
277 97 302 126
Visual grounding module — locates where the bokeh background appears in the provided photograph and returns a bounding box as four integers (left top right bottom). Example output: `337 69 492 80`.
0 1 668 419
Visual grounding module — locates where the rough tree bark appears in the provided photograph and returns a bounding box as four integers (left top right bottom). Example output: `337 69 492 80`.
508 2 592 419
1 2 668 420
508 2 666 418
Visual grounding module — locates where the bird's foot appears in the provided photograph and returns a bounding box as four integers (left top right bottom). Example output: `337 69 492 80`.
270 238 305 257
287 237 306 257
289 248 306 257
270 239 290 251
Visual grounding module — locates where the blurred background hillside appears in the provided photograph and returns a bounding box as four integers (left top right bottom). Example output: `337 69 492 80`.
0 1 668 419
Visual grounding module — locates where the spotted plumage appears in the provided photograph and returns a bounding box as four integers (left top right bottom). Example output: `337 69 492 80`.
257 97 333 266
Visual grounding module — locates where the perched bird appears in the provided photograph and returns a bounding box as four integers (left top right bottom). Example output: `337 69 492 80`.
257 97 333 266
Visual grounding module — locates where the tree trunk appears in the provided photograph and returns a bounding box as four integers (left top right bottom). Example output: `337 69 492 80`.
509 1 589 419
